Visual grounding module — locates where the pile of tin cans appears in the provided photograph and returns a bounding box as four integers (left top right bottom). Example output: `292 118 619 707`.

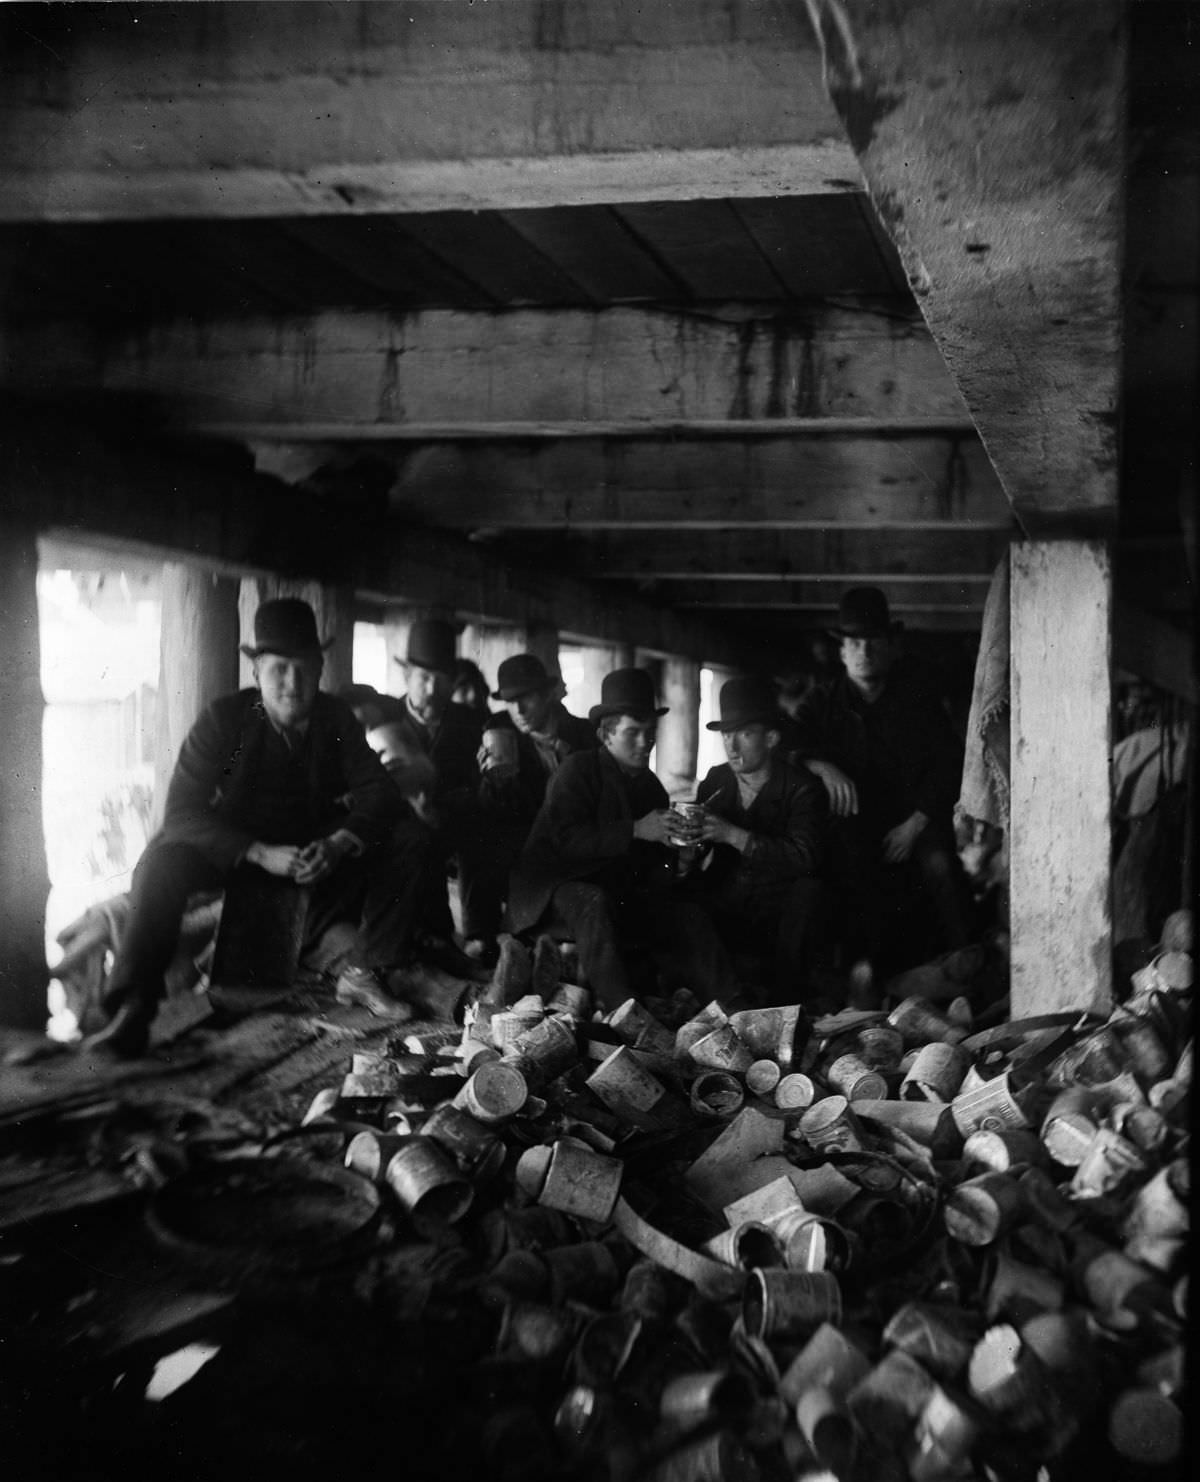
296 913 1192 1481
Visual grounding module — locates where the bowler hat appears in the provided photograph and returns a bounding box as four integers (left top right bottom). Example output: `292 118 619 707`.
705 676 785 732
588 668 668 725
240 598 331 659
830 586 902 639
400 618 457 675
492 653 553 701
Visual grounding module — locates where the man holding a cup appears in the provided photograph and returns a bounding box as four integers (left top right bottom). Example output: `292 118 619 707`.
508 667 734 1009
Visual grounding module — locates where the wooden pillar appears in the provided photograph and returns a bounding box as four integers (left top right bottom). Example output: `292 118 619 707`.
0 518 50 1029
657 659 702 800
615 643 637 670
383 604 415 696
151 564 239 830
238 577 355 692
525 622 561 682
579 644 622 716
462 622 526 696
1010 540 1113 1015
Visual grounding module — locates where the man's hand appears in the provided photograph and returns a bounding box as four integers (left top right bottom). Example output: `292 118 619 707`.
633 809 677 845
408 790 439 829
807 761 859 817
245 842 306 879
882 811 928 864
294 832 356 886
698 812 750 852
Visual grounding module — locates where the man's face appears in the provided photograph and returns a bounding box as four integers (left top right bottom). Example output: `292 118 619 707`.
405 663 450 722
722 723 777 774
603 715 656 771
254 652 322 729
840 634 893 688
507 686 555 734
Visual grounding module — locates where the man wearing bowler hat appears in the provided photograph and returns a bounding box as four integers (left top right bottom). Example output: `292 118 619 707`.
789 586 969 981
85 598 432 1057
684 675 827 1004
480 653 596 826
508 667 734 1009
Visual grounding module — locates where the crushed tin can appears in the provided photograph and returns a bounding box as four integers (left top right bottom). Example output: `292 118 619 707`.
901 1041 971 1103
888 997 968 1047
727 1004 807 1071
765 1208 853 1274
951 1071 1033 1139
688 1024 755 1073
1069 1127 1147 1199
675 999 729 1058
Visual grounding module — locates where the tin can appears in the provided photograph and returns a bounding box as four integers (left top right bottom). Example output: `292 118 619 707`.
517 1137 623 1224
383 1137 473 1234
766 1208 852 1274
660 1369 755 1428
742 1268 841 1341
1108 1102 1169 1156
344 1130 411 1183
1153 949 1193 991
1074 1238 1169 1332
543 1240 621 1306
608 997 659 1045
889 997 967 1047
847 1350 936 1442
1111 1014 1171 1085
507 1012 579 1087
745 1059 782 1096
826 1052 888 1101
570 1312 643 1389
1040 1087 1100 1167
966 1323 1044 1413
727 1004 806 1070
908 1385 981 1482
645 1431 758 1482
1108 1388 1184 1466
499 1300 584 1362
703 1221 785 1271
1017 1166 1079 1234
339 1071 400 1101
620 1259 674 1324
420 1102 506 1182
490 1008 544 1054
1070 1128 1147 1199
774 1072 816 1110
780 1322 871 1405
984 1249 1065 1324
856 1025 905 1072
1123 1162 1189 1273
688 1025 755 1073
350 1050 394 1076
964 1128 1042 1173
796 1385 857 1473
883 1302 980 1381
675 999 729 1057
587 1045 668 1123
689 1070 745 1118
902 1041 971 1103
944 1172 1025 1246
799 1094 864 1153
1068 1027 1126 1087
951 1071 1031 1138
453 1060 528 1123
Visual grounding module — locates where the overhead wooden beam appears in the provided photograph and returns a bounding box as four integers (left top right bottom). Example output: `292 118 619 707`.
525 528 1012 581
1 305 971 434
807 0 1124 530
385 434 1008 530
0 1 857 222
2 409 746 668
666 578 990 610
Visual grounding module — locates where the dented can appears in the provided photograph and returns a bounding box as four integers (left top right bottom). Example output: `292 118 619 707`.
420 1102 506 1182
688 1024 755 1073
951 1071 1032 1139
902 1041 971 1103
506 1012 579 1086
767 1207 853 1274
703 1221 785 1271
1070 1128 1147 1199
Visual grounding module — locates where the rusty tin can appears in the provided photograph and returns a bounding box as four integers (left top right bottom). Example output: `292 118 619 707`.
383 1136 474 1234
420 1102 506 1182
507 1012 578 1086
742 1268 842 1341
688 1024 755 1074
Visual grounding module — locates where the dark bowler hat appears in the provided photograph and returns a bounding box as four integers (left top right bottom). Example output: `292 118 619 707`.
588 667 669 725
831 586 903 639
705 675 786 732
492 653 553 701
400 618 457 675
240 598 331 659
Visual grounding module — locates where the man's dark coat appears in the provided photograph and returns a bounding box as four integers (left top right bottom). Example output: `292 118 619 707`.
695 755 826 890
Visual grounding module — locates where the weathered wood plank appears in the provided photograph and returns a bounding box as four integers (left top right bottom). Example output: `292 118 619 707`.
0 0 857 221
1010 541 1113 1015
809 0 1124 526
657 660 702 800
665 578 991 610
387 433 1008 529
0 305 972 433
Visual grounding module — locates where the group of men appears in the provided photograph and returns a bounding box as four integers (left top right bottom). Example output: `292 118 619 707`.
85 587 968 1057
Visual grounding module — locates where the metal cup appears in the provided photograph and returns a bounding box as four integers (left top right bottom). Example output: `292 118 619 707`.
481 723 520 774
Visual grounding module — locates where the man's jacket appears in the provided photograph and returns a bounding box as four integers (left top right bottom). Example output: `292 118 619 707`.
480 706 598 828
158 689 403 872
389 701 484 805
696 755 826 891
509 748 673 932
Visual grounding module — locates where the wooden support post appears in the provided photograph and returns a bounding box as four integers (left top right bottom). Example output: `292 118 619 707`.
1010 541 1113 1016
615 644 637 671
657 660 702 801
460 623 526 698
238 577 355 691
579 644 623 717
151 565 240 831
383 605 414 695
0 518 50 1029
525 622 561 684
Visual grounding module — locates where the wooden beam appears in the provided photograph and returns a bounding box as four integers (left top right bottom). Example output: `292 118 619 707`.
1010 541 1113 1015
808 0 1123 529
386 434 1008 530
664 578 991 610
528 528 1012 581
0 1 857 222
1 305 971 434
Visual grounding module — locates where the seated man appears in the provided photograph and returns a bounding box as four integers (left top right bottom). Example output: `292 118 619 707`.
508 667 734 1010
687 676 826 1004
86 599 429 1057
789 586 970 977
